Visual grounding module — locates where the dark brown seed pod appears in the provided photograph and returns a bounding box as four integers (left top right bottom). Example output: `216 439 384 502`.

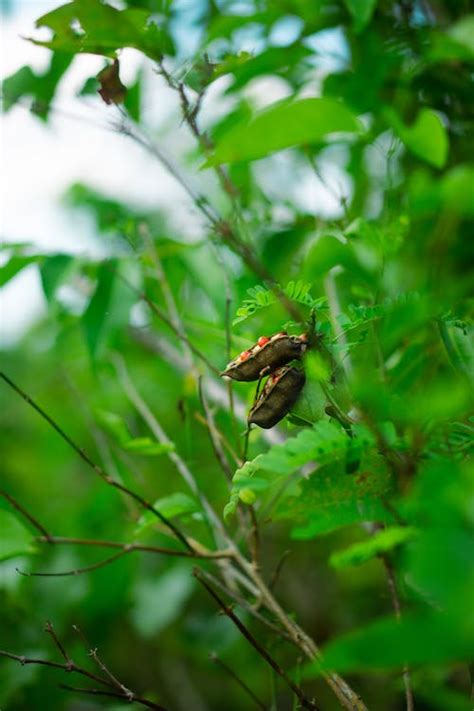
248 366 306 429
221 332 308 382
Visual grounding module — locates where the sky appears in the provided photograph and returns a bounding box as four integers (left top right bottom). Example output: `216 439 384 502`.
0 1 350 345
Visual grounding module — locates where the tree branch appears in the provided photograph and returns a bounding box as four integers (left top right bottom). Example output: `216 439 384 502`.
194 567 319 711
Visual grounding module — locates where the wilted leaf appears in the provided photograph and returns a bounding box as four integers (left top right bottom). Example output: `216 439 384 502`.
97 59 126 106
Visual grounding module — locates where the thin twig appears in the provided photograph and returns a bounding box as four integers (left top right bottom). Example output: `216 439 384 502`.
36 536 232 559
139 222 194 370
73 625 133 701
194 568 319 711
17 550 129 578
194 412 241 466
58 684 165 710
381 556 414 711
198 376 234 483
210 653 267 710
0 650 108 687
0 371 193 553
0 487 52 541
44 621 72 666
197 568 291 642
269 550 291 592
248 505 260 571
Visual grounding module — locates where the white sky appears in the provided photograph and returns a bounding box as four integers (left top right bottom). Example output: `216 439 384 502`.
0 2 349 345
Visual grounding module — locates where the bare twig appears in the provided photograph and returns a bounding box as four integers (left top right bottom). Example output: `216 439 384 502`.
139 222 194 370
0 487 52 541
210 653 267 710
194 412 241 466
0 371 193 553
197 568 291 642
73 625 133 701
382 555 414 711
269 550 291 592
17 550 129 578
1 626 167 710
44 621 72 666
194 568 319 711
248 505 260 571
198 376 234 483
58 684 164 709
36 536 231 559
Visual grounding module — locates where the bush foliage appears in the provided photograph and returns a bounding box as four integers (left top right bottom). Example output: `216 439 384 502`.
1 1 473 710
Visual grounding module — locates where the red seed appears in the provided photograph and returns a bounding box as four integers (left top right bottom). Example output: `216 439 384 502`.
257 336 270 347
239 350 251 361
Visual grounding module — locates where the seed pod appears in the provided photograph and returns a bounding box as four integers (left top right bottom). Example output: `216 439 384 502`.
248 366 306 429
221 332 307 382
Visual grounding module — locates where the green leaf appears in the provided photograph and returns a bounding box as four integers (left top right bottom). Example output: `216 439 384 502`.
31 0 173 60
136 493 199 535
391 108 449 169
233 282 326 325
124 68 142 123
0 255 43 287
2 65 36 112
302 611 474 676
95 410 174 456
2 52 73 120
343 0 378 32
82 260 116 358
95 409 130 445
289 380 326 425
224 459 269 519
447 14 474 55
123 438 174 456
0 510 36 561
40 254 73 302
224 422 370 520
330 526 417 568
207 98 360 165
